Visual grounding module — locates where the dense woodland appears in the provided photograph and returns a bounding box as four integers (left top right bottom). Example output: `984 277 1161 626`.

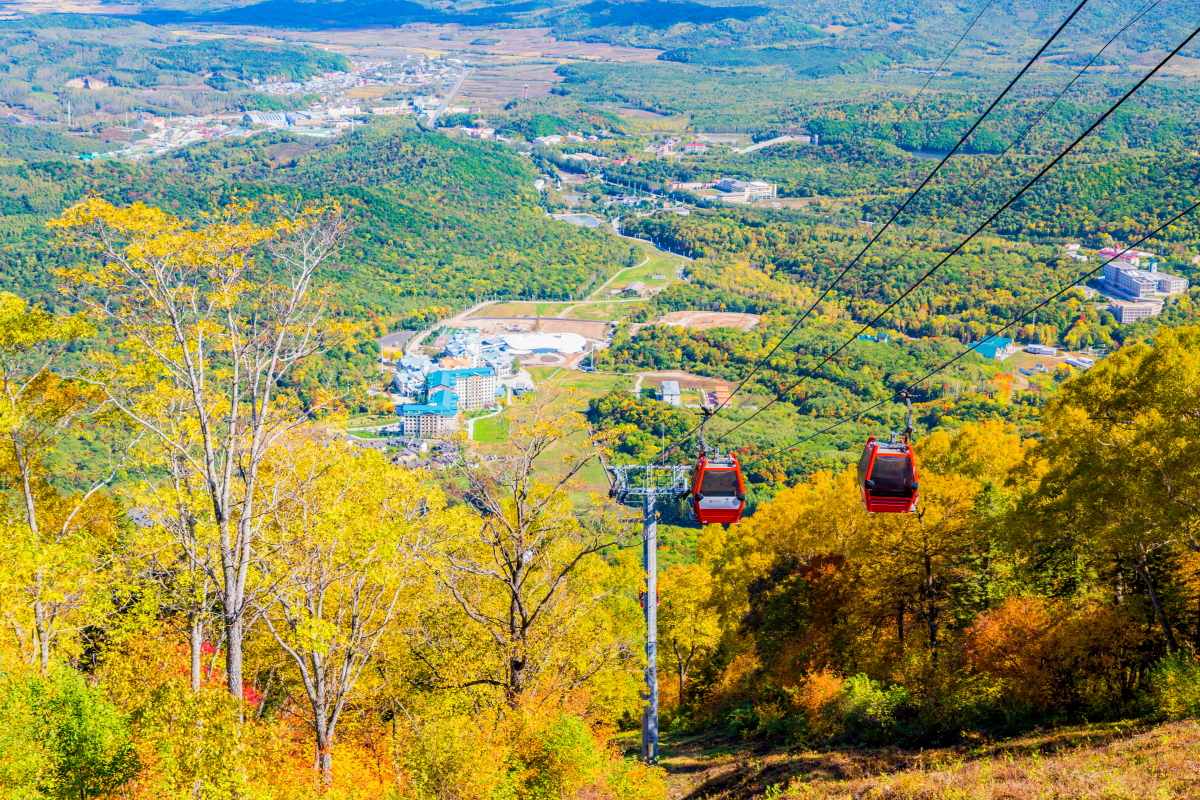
0 121 636 313
653 330 1200 748
3 0 1200 796
0 200 663 799
6 199 1200 798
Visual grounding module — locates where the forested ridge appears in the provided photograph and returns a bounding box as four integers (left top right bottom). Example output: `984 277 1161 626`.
0 122 637 313
3 0 1200 794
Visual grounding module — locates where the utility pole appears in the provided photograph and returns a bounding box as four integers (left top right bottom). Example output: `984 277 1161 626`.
605 463 690 765
642 491 658 763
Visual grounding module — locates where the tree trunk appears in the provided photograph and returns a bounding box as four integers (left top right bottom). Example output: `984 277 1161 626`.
226 612 244 698
34 596 50 674
314 717 333 783
190 614 204 692
923 552 938 665
1137 558 1178 654
1194 591 1199 653
508 656 526 707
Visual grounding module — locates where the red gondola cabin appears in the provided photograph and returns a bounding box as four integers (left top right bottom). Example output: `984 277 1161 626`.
691 453 746 525
857 437 919 513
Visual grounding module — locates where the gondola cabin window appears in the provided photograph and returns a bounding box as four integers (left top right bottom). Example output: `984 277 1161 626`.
857 438 920 513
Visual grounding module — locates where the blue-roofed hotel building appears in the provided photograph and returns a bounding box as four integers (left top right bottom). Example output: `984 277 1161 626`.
398 389 459 438
426 367 497 410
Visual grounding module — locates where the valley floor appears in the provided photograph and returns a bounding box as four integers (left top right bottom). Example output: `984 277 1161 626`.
642 719 1200 799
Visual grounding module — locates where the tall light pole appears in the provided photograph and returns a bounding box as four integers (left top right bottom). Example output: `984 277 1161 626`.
605 463 690 764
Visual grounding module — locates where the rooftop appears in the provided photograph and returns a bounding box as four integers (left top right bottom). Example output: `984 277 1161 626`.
399 389 458 416
428 367 496 387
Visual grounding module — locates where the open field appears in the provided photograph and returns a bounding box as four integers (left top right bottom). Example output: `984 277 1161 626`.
657 310 761 331
464 302 574 319
641 719 1200 800
457 64 564 110
278 24 665 64
637 370 735 393
611 262 677 292
473 414 508 443
471 367 629 495
527 367 631 395
565 302 645 321
259 24 663 110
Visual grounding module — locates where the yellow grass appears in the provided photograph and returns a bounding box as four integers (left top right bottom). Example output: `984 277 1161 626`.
655 720 1200 800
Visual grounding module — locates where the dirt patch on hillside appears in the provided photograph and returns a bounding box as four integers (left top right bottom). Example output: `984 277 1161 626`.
656 720 1200 800
459 317 610 340
658 311 761 331
638 371 734 392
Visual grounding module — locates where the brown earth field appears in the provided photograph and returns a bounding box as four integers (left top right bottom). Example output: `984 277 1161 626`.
459 317 609 340
638 370 734 392
649 719 1200 800
272 23 663 63
248 24 664 110
456 64 565 108
658 311 761 331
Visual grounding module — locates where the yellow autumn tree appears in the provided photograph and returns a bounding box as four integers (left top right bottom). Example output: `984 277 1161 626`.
51 198 351 697
0 291 127 672
658 562 721 705
1023 326 1200 653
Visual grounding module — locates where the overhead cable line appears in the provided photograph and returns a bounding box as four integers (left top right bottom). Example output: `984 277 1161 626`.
658 0 1092 461
714 23 1200 444
741 199 1200 470
716 0 1164 441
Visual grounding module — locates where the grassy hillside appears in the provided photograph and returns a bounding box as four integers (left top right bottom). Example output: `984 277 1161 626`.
653 720 1200 799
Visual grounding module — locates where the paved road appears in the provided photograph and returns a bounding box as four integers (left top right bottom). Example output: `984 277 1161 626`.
732 135 799 154
467 407 505 440
427 69 471 124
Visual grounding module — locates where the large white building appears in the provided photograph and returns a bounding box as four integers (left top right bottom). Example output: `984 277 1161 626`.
714 178 776 203
500 332 588 355
1101 258 1188 300
1108 301 1162 324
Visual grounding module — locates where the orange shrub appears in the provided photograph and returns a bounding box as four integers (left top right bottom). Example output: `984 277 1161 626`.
963 597 1154 714
794 670 846 738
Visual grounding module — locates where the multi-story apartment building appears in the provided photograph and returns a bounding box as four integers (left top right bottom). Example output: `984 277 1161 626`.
427 367 497 411
1107 301 1162 324
397 389 459 437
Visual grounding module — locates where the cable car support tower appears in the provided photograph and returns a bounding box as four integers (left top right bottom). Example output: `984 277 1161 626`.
605 463 691 765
